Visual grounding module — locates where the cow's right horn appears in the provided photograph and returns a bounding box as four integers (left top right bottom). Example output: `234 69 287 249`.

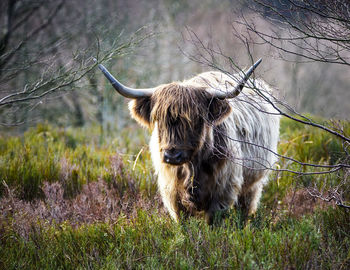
212 58 262 99
98 64 156 98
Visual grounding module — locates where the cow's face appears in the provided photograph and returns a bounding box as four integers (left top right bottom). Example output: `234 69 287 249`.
129 83 231 165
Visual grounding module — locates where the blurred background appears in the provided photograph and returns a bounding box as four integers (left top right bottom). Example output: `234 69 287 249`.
1 0 349 133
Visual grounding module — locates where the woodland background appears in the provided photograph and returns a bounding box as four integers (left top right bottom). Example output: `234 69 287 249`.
1 0 349 132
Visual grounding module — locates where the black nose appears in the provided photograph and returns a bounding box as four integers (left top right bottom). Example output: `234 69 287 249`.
163 149 184 165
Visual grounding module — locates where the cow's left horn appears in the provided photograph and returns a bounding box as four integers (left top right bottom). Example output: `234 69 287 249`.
98 64 156 98
213 58 262 99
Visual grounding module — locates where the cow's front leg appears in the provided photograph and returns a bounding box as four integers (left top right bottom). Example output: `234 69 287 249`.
237 181 263 223
204 199 232 225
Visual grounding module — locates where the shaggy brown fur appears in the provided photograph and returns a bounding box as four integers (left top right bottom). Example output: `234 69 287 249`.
127 71 280 224
129 83 234 223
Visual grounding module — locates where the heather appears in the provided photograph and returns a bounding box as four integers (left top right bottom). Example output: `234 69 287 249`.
0 118 349 269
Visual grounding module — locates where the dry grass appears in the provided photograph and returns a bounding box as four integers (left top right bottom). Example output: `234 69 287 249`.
0 179 165 238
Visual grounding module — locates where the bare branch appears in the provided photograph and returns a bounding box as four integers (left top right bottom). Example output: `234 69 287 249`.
235 0 350 66
307 186 350 209
0 1 65 70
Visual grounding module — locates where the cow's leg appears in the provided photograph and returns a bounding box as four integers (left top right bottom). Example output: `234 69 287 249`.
205 208 231 225
237 181 264 221
247 181 263 216
205 195 236 225
205 177 242 225
205 206 216 225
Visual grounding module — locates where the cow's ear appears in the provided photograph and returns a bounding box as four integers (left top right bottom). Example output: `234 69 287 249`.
128 98 152 128
207 98 231 125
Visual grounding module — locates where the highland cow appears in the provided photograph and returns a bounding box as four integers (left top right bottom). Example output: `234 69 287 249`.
98 59 280 224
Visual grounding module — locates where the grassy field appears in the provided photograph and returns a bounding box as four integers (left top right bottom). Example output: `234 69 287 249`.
0 118 349 269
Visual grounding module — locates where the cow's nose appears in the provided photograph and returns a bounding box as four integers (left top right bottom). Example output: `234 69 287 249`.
163 149 184 165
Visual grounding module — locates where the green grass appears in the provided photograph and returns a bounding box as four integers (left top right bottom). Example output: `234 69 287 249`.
0 117 349 269
1 208 349 269
0 122 155 200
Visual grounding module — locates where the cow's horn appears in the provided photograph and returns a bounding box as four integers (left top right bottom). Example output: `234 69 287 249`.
98 64 156 98
213 58 262 99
